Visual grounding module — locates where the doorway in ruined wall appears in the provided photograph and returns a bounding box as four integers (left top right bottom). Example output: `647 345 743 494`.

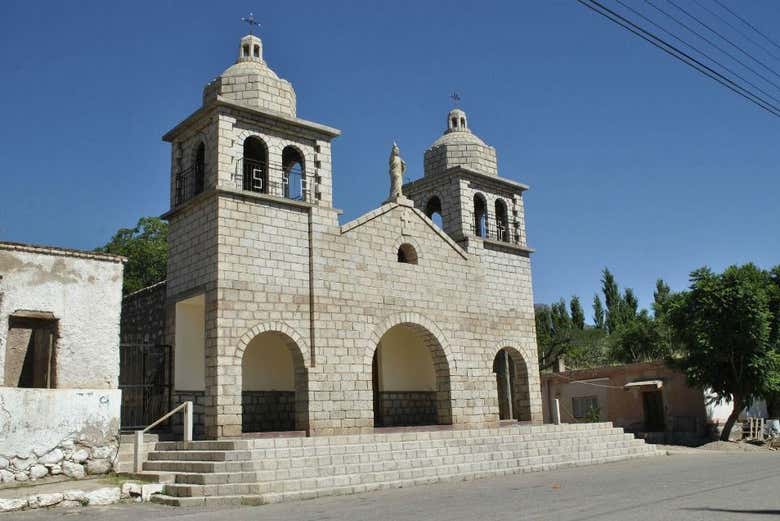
241 331 309 433
493 347 532 422
372 323 453 428
5 313 58 388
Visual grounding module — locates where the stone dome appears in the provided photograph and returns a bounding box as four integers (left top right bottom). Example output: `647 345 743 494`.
424 108 497 177
203 35 297 117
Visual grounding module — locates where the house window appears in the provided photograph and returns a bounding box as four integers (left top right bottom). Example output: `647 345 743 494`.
5 314 58 388
572 396 599 419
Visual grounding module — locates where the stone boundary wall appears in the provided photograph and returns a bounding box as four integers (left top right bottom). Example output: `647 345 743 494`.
241 391 295 432
0 388 120 485
120 281 167 347
377 391 437 427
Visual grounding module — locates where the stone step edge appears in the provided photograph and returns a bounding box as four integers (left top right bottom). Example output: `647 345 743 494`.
145 440 651 473
153 424 621 451
161 446 660 494
153 429 637 456
151 449 660 506
147 433 641 462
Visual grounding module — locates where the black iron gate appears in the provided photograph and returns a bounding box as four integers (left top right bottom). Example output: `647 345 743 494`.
119 344 172 431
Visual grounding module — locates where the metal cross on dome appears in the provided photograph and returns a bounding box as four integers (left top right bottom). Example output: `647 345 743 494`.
241 13 261 35
450 92 461 107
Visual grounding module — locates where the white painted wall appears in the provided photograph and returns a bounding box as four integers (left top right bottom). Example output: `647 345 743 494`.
174 294 205 391
242 333 295 391
705 389 768 423
0 246 123 388
377 326 435 391
0 387 120 458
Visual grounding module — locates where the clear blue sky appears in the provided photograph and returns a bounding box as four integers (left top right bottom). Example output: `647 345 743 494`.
1 1 778 321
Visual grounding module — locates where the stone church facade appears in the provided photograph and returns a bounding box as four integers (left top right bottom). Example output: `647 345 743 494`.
124 33 542 439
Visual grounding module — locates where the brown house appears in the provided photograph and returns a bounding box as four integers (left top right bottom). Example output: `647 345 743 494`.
541 362 713 443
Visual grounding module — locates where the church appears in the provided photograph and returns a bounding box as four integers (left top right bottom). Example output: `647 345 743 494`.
124 31 542 439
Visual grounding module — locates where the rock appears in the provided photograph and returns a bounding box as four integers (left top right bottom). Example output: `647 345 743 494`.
50 464 62 475
62 461 85 479
121 482 141 499
86 459 111 475
63 490 86 503
28 493 63 508
57 500 82 509
14 472 29 482
39 449 64 465
29 464 48 480
0 457 8 469
33 446 49 458
72 448 89 463
84 487 120 506
141 483 165 501
61 439 75 450
12 456 33 471
0 469 15 483
0 498 28 512
91 446 116 460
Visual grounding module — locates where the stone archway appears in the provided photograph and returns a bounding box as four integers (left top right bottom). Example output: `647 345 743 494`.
493 347 531 422
235 324 309 433
368 316 453 428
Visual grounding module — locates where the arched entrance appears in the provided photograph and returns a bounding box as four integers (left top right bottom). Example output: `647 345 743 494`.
241 331 308 433
493 347 532 421
372 323 452 427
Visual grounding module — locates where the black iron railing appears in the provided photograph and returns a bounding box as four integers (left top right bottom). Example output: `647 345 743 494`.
174 165 205 206
234 158 310 201
472 223 522 245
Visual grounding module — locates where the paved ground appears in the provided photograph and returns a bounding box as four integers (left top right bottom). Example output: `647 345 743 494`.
8 453 780 520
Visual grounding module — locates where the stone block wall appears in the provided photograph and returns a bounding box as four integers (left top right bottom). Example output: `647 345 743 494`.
241 391 296 432
171 390 206 439
120 281 166 346
376 391 437 427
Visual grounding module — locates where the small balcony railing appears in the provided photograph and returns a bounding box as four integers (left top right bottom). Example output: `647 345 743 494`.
472 223 522 245
174 165 205 206
234 158 311 202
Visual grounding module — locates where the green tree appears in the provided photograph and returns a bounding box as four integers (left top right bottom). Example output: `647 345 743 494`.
667 264 780 440
98 216 168 295
653 278 671 318
608 311 666 363
602 268 624 334
592 295 605 329
570 296 585 330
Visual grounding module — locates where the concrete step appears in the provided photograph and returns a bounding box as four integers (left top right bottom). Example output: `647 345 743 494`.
151 446 658 505
159 444 657 497
143 434 643 475
147 449 253 462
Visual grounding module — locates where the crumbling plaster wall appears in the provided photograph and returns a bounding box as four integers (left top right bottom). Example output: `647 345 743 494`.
0 245 124 388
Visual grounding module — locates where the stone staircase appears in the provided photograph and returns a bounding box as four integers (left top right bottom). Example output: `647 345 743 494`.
114 433 164 476
141 423 659 506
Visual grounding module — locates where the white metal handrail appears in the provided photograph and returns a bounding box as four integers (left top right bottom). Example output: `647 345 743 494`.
133 401 193 473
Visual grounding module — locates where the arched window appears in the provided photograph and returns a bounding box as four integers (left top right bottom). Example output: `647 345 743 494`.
473 193 487 238
424 196 443 228
397 243 418 264
495 199 509 242
193 142 205 196
282 146 305 200
243 136 268 193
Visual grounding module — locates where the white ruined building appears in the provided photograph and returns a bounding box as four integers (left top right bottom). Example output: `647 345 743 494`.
0 242 124 484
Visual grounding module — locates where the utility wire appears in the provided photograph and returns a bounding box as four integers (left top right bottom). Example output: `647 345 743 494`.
640 0 780 102
666 0 780 83
575 0 780 118
690 0 780 64
615 0 780 112
712 0 780 53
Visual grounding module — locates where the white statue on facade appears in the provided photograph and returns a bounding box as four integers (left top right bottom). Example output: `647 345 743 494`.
388 142 406 201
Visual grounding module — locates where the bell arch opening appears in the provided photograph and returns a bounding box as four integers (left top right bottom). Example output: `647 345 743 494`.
493 347 531 422
371 323 453 427
425 195 443 229
241 331 309 433
242 136 268 193
473 193 487 238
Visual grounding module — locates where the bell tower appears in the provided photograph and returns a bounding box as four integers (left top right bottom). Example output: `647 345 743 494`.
161 31 341 438
404 108 531 251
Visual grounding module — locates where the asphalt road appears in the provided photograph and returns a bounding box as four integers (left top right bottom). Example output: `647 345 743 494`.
8 453 780 521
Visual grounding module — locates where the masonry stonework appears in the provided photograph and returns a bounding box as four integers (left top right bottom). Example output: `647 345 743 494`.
140 33 543 439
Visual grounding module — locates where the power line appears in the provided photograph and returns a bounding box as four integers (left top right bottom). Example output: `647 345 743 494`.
641 0 780 102
690 0 780 64
575 0 780 118
712 0 780 53
666 0 780 83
